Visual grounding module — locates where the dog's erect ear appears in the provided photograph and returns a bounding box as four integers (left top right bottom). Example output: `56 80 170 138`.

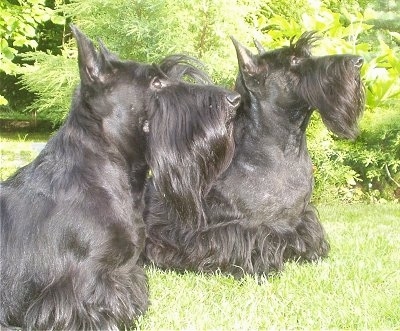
231 36 268 80
253 38 266 55
98 39 118 63
71 24 115 86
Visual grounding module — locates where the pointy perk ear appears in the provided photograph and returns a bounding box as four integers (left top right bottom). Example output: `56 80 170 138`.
230 36 267 78
98 39 119 63
253 38 266 55
70 24 115 86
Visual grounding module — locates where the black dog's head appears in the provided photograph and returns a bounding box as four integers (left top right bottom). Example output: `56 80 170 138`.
232 32 365 139
71 26 213 162
146 73 240 225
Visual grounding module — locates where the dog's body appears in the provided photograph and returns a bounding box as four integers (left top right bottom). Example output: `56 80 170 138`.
0 25 150 330
144 32 365 277
0 25 240 329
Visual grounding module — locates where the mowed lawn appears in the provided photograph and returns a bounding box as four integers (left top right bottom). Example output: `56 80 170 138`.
1 133 399 330
139 204 399 330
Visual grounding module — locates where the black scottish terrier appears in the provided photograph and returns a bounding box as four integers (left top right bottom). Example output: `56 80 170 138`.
144 32 365 277
0 25 240 329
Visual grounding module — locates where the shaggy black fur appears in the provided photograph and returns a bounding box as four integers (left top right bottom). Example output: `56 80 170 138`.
0 25 240 329
143 32 365 277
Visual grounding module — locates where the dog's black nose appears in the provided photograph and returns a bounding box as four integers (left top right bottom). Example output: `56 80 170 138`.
352 56 364 68
226 92 241 108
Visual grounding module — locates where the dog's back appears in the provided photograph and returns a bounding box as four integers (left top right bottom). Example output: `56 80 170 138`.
0 126 145 328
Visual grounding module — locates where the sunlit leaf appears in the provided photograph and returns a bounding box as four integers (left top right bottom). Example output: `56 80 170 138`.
0 95 8 105
51 15 66 25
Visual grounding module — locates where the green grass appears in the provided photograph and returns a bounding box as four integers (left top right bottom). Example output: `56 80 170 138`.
0 109 49 121
0 132 51 180
138 204 399 330
1 133 399 330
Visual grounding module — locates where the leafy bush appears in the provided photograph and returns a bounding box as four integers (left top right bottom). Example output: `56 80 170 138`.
0 0 65 105
334 107 400 203
18 48 78 124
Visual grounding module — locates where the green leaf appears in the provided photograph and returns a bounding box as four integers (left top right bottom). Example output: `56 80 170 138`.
0 95 8 105
1 44 16 60
389 31 400 43
21 24 36 38
26 39 38 49
12 35 28 47
51 15 66 25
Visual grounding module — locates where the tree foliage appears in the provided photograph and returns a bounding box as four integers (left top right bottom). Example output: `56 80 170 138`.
0 0 65 105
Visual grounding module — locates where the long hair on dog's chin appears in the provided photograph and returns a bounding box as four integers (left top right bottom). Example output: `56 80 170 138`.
298 59 365 139
290 33 365 139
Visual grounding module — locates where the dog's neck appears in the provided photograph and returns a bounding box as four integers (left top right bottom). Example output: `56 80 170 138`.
234 94 312 157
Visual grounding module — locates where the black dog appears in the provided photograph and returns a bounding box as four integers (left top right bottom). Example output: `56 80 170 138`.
0 25 240 329
143 32 365 277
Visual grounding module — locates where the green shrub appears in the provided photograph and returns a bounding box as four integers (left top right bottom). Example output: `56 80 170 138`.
334 107 400 203
18 48 78 125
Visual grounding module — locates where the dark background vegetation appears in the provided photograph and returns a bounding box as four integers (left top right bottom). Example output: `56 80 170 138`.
1 0 399 203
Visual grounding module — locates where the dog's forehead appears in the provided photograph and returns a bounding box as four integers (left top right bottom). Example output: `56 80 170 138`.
121 60 158 76
259 44 312 66
111 60 160 85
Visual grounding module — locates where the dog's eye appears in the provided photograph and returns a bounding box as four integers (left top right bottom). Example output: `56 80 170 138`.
151 77 163 89
290 56 302 66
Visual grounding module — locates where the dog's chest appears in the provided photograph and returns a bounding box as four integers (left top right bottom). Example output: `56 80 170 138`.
220 153 314 221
